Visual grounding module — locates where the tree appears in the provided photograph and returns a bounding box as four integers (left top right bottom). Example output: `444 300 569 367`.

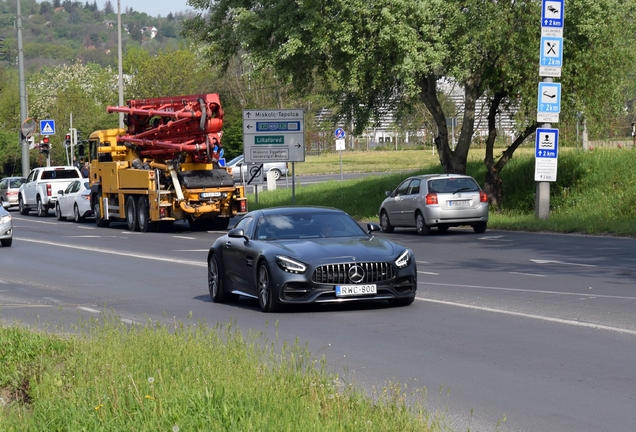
103 0 113 15
183 0 636 206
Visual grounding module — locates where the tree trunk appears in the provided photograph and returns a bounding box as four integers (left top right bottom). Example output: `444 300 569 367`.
419 77 479 175
483 92 538 207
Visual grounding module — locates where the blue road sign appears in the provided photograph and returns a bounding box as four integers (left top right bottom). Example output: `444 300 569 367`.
256 121 301 132
40 119 56 135
541 0 564 28
540 36 563 67
334 128 346 139
535 128 559 158
537 82 561 113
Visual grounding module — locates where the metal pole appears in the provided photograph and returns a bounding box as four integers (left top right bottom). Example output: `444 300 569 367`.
117 0 124 127
17 0 29 175
70 113 74 167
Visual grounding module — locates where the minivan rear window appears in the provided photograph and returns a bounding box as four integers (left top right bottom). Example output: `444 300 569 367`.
41 170 80 180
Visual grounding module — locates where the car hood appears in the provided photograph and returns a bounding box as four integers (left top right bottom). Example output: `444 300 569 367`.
269 236 403 261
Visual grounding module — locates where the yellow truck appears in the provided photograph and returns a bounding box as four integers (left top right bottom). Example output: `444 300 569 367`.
87 93 247 232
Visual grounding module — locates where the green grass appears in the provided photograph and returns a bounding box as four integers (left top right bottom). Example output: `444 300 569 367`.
258 147 636 237
0 317 442 431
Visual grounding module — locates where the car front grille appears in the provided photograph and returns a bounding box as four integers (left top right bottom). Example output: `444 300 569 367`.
312 262 394 285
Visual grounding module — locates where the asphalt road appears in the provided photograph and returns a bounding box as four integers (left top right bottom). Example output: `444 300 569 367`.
2 212 636 432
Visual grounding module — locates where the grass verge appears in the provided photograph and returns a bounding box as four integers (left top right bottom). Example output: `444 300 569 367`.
0 316 442 431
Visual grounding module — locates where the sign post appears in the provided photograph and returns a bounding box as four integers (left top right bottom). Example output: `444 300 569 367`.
536 0 564 220
335 128 346 180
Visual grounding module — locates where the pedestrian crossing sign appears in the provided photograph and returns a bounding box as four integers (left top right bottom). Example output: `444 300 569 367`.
40 119 56 135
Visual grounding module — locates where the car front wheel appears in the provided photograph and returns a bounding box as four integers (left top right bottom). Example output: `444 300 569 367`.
257 262 280 312
19 195 29 215
55 203 66 221
380 210 394 233
208 254 236 303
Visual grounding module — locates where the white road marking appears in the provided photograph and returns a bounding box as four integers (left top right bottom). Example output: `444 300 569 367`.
120 318 141 325
43 297 62 303
78 307 101 314
418 271 439 275
68 235 102 238
418 281 636 300
77 226 96 230
530 259 596 267
416 297 636 336
173 236 196 240
509 271 547 277
480 236 512 241
16 238 207 267
176 249 209 252
416 260 430 264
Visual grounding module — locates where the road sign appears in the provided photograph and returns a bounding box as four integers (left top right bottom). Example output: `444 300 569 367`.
539 36 563 77
541 0 564 35
537 82 561 123
334 128 346 139
535 128 559 181
243 109 305 163
247 164 264 185
335 138 346 151
39 119 56 135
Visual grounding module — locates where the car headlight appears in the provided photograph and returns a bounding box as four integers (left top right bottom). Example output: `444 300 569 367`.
395 249 411 268
276 255 307 274
0 215 11 224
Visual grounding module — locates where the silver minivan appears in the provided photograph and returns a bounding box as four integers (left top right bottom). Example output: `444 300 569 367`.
379 174 489 235
0 176 27 209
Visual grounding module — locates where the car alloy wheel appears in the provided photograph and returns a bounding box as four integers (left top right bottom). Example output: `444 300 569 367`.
415 212 430 236
380 210 394 233
257 262 280 312
56 203 65 221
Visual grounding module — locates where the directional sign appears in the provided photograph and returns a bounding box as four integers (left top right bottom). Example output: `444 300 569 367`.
39 119 56 135
539 36 563 77
243 109 305 163
541 0 564 31
535 128 559 181
537 82 561 123
334 128 346 139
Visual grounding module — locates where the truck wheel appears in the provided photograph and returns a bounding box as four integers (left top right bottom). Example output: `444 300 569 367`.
55 203 66 221
126 195 139 232
37 196 48 217
94 195 110 228
137 196 154 233
216 217 230 230
18 195 29 215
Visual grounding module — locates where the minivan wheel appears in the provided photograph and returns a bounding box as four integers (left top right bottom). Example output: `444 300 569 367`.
473 222 487 234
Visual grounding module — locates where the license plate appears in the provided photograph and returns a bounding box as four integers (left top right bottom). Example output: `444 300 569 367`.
335 284 377 297
200 192 222 198
448 200 470 206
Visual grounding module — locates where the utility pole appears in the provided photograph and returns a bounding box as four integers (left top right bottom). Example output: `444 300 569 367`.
117 0 124 127
17 0 29 176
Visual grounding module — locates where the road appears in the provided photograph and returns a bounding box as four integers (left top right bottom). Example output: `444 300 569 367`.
1 213 636 432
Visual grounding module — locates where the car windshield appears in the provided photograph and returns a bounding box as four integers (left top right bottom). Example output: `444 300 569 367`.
428 178 479 193
226 156 243 166
254 212 367 240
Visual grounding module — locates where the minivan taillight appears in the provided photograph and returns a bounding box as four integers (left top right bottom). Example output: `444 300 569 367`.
480 191 488 203
46 183 52 196
425 193 438 205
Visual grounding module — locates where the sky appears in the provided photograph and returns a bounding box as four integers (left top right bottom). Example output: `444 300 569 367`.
114 1 194 18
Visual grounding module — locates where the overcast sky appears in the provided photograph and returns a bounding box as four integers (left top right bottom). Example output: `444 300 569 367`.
113 1 194 17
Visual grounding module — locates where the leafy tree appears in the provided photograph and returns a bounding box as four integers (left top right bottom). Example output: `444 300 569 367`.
183 0 636 206
103 0 113 15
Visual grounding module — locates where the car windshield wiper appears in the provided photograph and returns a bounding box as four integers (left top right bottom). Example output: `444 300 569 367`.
453 187 474 195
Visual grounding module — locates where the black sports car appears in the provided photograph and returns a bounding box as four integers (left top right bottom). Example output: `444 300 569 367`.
207 206 417 312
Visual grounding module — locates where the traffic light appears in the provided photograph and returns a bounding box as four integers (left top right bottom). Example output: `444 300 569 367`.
40 137 50 155
64 133 71 148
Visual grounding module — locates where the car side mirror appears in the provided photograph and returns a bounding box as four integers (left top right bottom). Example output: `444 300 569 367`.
367 222 381 234
57 190 64 195
228 228 248 241
385 190 392 197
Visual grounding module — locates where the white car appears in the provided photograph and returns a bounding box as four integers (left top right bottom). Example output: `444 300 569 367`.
55 180 93 222
0 201 13 247
226 155 289 181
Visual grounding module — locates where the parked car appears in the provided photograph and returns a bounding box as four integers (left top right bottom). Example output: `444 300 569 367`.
55 180 93 222
226 155 289 181
207 206 417 312
379 174 489 235
0 201 13 247
0 176 26 209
